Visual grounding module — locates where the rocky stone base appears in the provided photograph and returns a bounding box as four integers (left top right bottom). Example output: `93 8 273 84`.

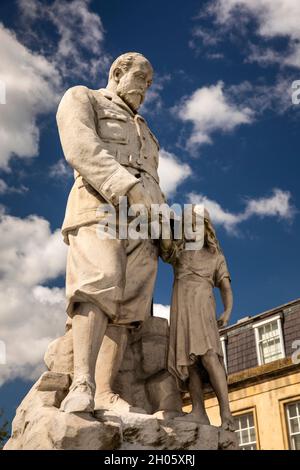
5 408 237 450
4 375 237 450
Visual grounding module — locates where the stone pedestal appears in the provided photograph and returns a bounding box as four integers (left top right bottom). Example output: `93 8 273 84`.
44 317 183 414
4 375 237 450
4 317 238 450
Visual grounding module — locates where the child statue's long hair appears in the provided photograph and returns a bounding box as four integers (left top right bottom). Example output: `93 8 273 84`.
193 206 222 254
204 213 222 254
183 204 222 253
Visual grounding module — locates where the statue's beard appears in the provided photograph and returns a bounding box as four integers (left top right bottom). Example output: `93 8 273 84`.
118 88 144 111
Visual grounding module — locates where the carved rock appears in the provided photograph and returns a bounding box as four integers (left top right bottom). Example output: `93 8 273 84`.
4 386 237 450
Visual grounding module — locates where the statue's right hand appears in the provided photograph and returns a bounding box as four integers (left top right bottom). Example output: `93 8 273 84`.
127 183 152 215
160 237 173 252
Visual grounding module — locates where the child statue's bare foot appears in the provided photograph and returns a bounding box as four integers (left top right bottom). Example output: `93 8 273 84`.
221 411 235 431
175 410 210 425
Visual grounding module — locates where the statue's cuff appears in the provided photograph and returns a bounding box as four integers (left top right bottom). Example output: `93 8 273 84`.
99 167 139 206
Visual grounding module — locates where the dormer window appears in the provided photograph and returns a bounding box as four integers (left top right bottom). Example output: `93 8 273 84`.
253 314 285 365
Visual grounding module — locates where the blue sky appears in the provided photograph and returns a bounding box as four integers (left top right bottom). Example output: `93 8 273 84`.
0 0 300 429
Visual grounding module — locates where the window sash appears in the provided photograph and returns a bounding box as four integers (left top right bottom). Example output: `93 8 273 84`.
258 334 282 363
253 317 285 365
234 412 257 450
286 402 300 450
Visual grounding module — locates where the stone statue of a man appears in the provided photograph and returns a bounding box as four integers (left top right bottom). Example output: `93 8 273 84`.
56 52 166 413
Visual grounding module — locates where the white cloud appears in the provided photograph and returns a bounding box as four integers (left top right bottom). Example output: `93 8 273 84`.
153 304 170 323
211 0 300 40
158 149 191 197
0 23 61 170
208 0 300 69
245 189 295 219
0 213 66 285
0 212 67 385
206 52 225 61
0 179 8 194
18 0 110 80
141 74 171 114
176 81 254 150
188 188 295 234
227 78 294 115
188 193 240 233
0 283 66 386
0 178 28 195
192 27 221 47
49 159 72 180
0 0 109 170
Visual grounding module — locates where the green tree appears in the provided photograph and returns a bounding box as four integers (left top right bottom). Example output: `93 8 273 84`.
0 409 8 448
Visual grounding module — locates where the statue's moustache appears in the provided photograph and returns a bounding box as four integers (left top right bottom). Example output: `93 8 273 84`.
126 89 144 98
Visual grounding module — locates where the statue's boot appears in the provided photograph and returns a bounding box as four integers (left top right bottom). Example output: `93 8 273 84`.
60 302 108 413
95 391 146 414
60 376 95 413
94 325 146 414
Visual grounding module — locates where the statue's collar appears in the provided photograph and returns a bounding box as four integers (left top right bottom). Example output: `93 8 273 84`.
98 88 137 117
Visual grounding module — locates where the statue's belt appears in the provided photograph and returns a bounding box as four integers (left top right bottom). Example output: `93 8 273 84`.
115 150 159 184
73 153 160 185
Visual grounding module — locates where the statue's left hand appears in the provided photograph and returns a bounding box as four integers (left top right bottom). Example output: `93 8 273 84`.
160 237 173 252
217 311 231 328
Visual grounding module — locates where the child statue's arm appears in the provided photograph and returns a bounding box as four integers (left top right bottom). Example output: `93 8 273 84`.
217 278 233 328
159 216 184 265
159 237 181 264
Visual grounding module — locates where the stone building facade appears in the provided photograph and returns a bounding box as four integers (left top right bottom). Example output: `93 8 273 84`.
184 298 300 450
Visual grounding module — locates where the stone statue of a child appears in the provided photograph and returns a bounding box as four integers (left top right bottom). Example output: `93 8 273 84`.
160 207 234 430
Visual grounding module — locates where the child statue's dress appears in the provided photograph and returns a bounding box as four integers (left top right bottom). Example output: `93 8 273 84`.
166 246 231 390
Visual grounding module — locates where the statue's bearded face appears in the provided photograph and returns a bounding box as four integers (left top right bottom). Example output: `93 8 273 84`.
116 59 153 112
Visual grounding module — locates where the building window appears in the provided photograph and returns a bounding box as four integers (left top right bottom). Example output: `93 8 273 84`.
234 412 257 450
285 401 300 450
253 314 285 365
